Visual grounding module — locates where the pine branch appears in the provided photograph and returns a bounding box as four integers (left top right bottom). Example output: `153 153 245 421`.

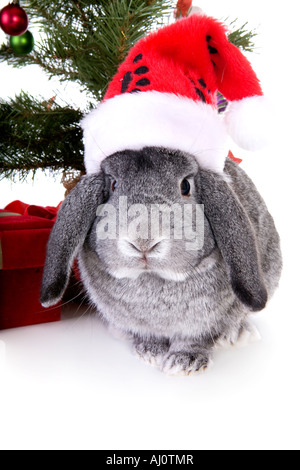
1 0 174 100
228 19 257 52
0 93 84 180
0 42 81 82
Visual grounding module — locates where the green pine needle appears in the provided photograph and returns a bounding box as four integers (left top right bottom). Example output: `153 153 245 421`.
227 19 257 52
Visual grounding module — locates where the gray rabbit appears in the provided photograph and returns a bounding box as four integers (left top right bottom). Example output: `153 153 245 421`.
41 147 282 375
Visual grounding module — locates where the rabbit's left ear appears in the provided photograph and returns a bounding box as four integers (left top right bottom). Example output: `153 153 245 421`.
197 169 268 311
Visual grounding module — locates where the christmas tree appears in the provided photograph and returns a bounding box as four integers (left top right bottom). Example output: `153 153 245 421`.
0 0 174 180
0 0 256 181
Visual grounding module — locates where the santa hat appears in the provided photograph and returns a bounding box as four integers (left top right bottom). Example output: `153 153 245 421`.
82 14 268 175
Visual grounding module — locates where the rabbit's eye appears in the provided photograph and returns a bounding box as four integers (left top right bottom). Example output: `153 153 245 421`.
181 179 191 196
112 180 118 191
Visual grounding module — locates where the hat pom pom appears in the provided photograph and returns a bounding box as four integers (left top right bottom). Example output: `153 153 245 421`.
224 95 270 151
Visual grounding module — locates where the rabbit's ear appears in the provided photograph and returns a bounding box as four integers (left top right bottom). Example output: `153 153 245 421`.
40 172 107 307
198 169 268 311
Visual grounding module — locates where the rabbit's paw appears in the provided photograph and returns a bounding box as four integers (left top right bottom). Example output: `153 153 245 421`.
133 336 170 368
161 351 211 376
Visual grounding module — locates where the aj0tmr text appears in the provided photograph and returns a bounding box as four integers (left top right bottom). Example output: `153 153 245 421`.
106 454 194 467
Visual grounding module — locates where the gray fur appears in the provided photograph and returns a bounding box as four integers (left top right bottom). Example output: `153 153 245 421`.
41 147 282 375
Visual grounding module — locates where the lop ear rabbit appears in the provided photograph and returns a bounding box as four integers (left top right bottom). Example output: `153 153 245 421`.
41 148 282 375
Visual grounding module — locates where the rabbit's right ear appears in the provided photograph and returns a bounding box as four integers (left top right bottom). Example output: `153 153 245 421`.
40 172 107 308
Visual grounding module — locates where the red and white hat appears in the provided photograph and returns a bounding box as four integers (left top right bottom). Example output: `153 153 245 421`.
82 14 267 175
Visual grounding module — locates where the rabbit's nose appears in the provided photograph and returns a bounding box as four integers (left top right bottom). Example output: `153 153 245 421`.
118 238 168 259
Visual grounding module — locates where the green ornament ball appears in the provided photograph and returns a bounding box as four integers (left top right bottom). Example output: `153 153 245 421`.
10 30 34 55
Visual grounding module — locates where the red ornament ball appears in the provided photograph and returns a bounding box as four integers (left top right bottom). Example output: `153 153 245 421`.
0 3 28 36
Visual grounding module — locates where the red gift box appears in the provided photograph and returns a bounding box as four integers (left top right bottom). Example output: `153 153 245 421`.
0 201 61 330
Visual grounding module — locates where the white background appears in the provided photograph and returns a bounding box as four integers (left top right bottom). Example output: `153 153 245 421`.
0 0 300 450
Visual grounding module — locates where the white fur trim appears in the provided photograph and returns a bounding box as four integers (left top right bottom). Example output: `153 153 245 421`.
81 91 229 174
224 95 270 151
